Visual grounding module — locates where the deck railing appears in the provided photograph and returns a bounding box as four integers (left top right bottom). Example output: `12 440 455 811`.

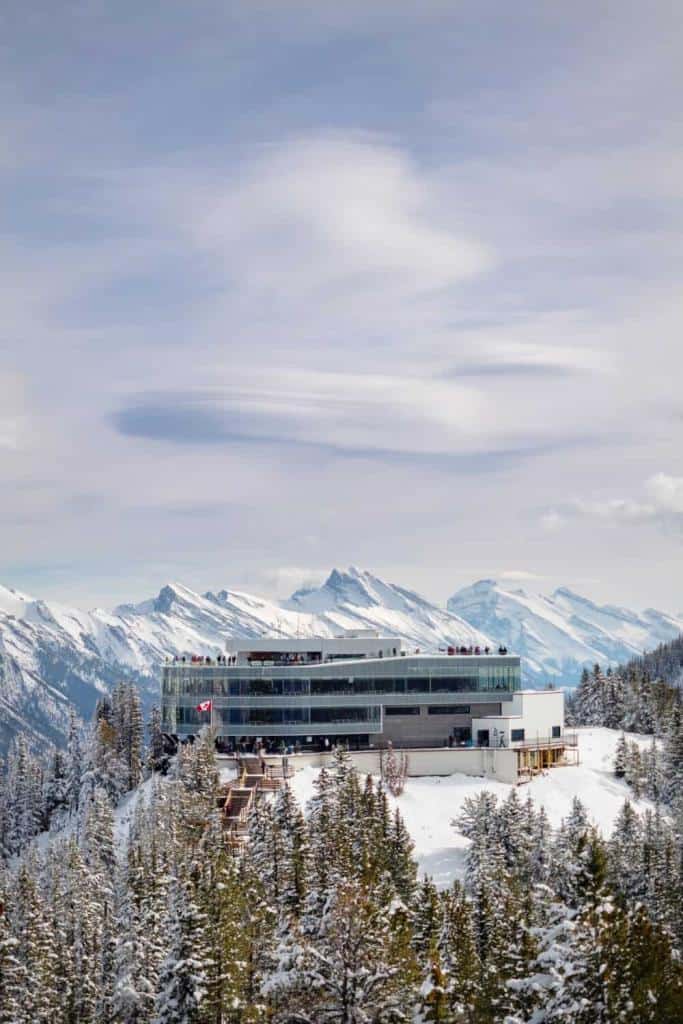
510 733 578 751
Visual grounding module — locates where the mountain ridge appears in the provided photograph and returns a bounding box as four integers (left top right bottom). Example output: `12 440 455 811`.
0 566 680 753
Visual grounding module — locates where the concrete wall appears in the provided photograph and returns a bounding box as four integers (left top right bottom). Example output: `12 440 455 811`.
225 745 520 783
381 702 501 747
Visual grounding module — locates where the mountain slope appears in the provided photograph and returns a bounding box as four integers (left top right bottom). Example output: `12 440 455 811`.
447 579 683 686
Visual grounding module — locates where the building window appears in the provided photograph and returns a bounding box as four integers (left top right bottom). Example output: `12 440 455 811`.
385 706 420 716
310 678 354 695
511 728 525 742
430 677 478 693
310 706 380 724
428 705 471 715
552 725 561 738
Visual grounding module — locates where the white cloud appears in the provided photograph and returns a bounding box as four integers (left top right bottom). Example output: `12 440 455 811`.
542 474 683 532
181 136 494 298
645 472 683 515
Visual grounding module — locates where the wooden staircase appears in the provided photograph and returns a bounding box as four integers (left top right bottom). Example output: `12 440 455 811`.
220 756 296 842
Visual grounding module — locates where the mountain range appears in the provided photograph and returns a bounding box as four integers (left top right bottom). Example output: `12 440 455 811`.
0 567 680 752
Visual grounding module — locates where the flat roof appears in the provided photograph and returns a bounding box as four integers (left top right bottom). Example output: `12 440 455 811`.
164 652 520 668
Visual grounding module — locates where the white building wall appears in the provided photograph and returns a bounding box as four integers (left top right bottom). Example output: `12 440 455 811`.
472 689 564 748
511 690 564 738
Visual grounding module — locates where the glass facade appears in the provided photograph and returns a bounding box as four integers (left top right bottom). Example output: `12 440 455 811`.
161 653 520 741
163 668 520 699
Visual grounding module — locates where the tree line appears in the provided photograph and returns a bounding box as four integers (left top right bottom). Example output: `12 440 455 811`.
566 635 683 813
0 682 166 860
1 722 683 1022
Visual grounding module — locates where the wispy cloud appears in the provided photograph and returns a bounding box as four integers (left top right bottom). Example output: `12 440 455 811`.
541 474 683 533
0 1 682 610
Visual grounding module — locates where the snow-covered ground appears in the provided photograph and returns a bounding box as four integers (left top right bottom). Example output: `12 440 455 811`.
289 728 659 887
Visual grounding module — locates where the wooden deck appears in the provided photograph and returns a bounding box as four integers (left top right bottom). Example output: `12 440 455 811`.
515 733 579 780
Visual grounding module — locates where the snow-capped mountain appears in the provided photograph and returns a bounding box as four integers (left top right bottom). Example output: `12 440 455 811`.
0 568 681 753
447 579 683 686
0 570 489 753
285 567 488 648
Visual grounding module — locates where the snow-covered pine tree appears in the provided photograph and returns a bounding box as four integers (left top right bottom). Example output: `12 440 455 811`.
661 704 683 806
44 747 69 826
271 782 310 916
80 713 128 806
439 881 480 1021
412 877 443 965
642 736 663 802
624 741 645 799
608 800 643 903
458 792 518 1019
10 860 61 1022
111 858 154 1024
65 706 84 814
5 735 43 855
0 877 25 1024
614 731 628 778
266 876 417 1022
147 706 168 775
112 682 144 793
387 805 418 903
153 878 208 1024
552 796 592 907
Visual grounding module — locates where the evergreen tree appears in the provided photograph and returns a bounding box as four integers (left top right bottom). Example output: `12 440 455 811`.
66 707 84 814
439 881 480 1021
147 706 168 774
153 879 208 1024
44 747 69 824
614 731 628 778
0 880 24 1024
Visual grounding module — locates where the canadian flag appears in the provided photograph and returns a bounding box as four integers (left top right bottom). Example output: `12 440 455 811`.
196 700 212 713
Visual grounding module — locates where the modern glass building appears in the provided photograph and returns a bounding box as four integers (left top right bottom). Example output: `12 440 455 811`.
161 633 523 750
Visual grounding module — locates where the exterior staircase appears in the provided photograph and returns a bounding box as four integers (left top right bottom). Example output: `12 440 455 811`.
220 755 295 842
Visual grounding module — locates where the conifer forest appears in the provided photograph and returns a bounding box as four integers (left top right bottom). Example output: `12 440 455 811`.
1 658 683 1023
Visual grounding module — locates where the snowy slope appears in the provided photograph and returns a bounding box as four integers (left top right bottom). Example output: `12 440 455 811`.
447 579 683 686
289 727 659 887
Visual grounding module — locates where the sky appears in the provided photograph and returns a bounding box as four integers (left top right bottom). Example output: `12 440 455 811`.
1 0 682 612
